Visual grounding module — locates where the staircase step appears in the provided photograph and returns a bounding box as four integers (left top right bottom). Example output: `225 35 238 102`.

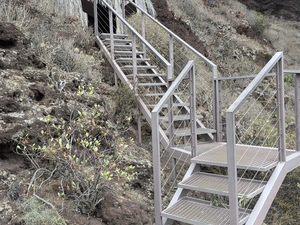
147 103 189 108
179 172 266 197
160 114 203 121
114 51 144 56
103 38 132 45
127 73 166 78
108 45 133 50
191 142 296 171
162 197 251 225
169 127 216 137
100 33 128 39
137 82 167 87
116 58 150 63
121 65 157 71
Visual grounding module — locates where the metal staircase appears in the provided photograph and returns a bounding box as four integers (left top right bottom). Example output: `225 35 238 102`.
81 0 300 224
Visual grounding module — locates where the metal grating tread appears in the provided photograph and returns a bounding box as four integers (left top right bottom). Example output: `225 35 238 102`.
116 58 150 63
179 172 266 197
162 197 251 225
100 33 128 39
172 128 216 137
127 73 165 78
121 65 157 70
137 82 167 87
103 38 132 44
192 142 296 171
114 51 144 56
147 103 189 108
160 114 203 121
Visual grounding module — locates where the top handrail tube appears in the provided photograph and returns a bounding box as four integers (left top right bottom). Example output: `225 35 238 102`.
98 0 171 68
127 0 217 69
227 52 283 114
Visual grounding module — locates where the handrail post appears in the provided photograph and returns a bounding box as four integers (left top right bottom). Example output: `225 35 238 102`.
276 57 286 162
93 0 98 36
141 12 146 58
169 34 174 80
190 63 197 157
226 111 239 225
152 111 162 225
109 9 114 60
295 72 300 151
132 32 137 91
212 65 221 142
121 0 126 33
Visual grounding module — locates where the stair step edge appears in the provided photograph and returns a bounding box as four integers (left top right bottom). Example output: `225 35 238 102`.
167 128 216 136
178 172 266 197
127 73 166 78
147 103 189 108
160 114 203 121
162 196 251 225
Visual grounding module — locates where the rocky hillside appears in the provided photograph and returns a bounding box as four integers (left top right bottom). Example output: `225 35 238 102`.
0 0 299 224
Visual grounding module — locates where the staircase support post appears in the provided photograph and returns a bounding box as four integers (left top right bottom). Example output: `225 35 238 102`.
276 58 286 162
213 65 222 142
152 111 162 225
295 73 300 151
93 0 98 36
141 12 146 58
226 111 239 225
169 35 174 80
190 63 197 157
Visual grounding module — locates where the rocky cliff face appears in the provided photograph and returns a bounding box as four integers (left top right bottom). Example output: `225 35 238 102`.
238 0 300 21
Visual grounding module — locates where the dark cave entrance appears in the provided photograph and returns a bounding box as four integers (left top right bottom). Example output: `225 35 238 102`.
81 0 116 34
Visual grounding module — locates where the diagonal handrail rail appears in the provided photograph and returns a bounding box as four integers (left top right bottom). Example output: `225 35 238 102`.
152 60 196 225
127 0 220 141
226 52 285 225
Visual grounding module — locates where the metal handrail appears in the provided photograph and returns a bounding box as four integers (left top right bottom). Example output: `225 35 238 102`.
227 52 283 114
226 51 285 224
127 0 216 69
152 60 196 225
98 0 171 70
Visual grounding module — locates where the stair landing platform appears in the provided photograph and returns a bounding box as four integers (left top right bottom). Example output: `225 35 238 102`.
190 142 296 171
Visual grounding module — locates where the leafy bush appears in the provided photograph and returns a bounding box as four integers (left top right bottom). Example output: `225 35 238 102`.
253 12 266 35
16 86 136 215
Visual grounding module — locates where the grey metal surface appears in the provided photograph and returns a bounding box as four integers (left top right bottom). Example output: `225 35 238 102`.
162 197 251 225
172 128 216 137
192 142 296 171
137 82 167 87
179 172 266 197
114 50 144 56
127 73 165 78
161 114 203 121
116 57 150 63
100 33 128 39
121 65 156 70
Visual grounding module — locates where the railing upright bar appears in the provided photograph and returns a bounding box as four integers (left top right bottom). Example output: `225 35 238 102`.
212 65 221 142
190 64 197 157
109 9 114 60
132 33 137 91
151 111 162 225
295 73 300 152
276 58 286 162
127 1 216 68
93 0 98 36
169 34 174 80
121 0 126 33
226 111 239 225
141 12 146 58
